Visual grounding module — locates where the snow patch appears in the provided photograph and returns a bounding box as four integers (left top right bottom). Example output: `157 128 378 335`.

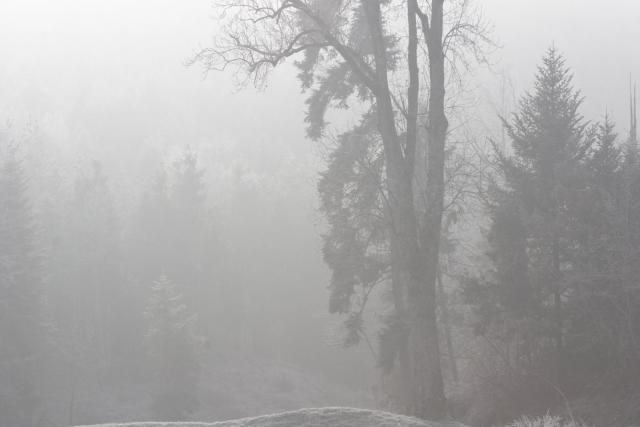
78 407 465 427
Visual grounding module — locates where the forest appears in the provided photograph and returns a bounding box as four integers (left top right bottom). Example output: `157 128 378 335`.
1 1 640 427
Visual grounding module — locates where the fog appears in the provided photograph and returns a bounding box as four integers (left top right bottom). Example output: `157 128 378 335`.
1 1 640 426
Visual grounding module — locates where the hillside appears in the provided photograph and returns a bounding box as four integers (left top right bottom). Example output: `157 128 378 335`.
59 358 372 426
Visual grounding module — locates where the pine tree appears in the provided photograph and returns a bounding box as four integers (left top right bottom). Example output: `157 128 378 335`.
167 150 212 315
589 115 620 180
129 169 171 286
144 275 199 421
66 161 136 381
566 98 640 388
561 115 630 386
471 47 589 382
130 150 219 336
0 143 45 426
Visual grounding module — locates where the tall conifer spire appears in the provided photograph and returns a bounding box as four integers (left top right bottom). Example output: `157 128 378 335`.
625 78 638 167
630 77 637 146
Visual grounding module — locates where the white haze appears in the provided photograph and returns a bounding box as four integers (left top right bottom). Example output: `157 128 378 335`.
1 0 639 164
1 0 639 425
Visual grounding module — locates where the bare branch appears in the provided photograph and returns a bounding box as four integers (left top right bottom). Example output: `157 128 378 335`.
189 0 378 90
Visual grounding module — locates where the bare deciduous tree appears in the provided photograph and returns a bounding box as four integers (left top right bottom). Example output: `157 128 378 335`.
191 0 490 418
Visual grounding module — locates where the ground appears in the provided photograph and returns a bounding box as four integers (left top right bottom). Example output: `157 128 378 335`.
77 407 464 427
59 358 372 426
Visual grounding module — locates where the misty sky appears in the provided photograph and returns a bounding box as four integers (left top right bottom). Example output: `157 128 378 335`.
0 0 640 425
2 0 639 148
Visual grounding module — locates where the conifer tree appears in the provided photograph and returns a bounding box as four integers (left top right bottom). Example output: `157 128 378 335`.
318 113 388 350
130 150 218 335
470 47 589 383
129 169 171 286
67 161 135 381
0 142 45 426
167 150 213 316
144 275 199 421
589 115 620 180
567 97 640 387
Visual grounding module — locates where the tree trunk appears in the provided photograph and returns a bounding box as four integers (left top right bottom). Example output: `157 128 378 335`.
416 0 448 419
438 268 458 383
552 236 564 387
362 0 445 419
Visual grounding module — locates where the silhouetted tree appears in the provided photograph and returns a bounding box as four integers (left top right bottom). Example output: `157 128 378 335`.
145 275 199 421
0 141 45 427
130 150 219 338
469 47 589 386
193 1 490 417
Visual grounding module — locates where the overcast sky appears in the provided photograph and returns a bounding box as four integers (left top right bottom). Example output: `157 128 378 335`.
484 0 640 128
0 0 639 157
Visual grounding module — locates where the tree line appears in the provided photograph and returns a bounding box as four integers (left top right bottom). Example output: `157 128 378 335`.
3 1 640 426
0 137 346 425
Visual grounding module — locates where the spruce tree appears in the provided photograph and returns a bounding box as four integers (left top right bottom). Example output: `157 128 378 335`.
144 275 199 421
68 161 134 381
129 169 171 286
589 115 620 180
167 150 212 316
0 143 45 426
566 103 640 387
131 150 218 337
471 47 589 382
